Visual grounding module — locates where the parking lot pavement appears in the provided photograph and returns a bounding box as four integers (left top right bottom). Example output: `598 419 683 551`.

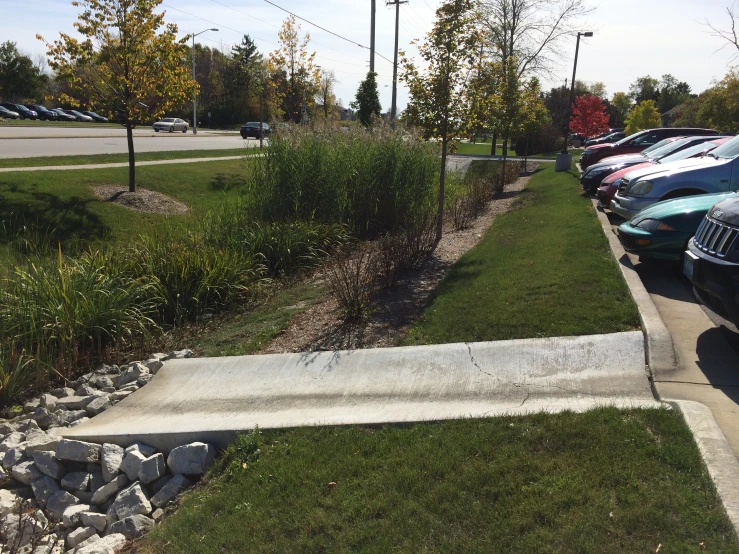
606 211 739 457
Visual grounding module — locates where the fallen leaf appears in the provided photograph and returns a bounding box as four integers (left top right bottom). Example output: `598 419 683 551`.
656 544 662 553
328 482 337 488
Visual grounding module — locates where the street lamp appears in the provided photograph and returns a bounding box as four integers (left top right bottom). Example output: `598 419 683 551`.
192 28 218 135
556 31 593 172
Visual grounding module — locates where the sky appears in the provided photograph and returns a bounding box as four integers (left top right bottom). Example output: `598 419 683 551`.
3 0 738 112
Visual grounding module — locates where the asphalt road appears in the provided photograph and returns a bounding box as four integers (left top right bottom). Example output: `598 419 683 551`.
0 126 257 158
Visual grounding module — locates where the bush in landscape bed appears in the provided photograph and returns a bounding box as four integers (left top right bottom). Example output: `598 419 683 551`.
246 123 438 237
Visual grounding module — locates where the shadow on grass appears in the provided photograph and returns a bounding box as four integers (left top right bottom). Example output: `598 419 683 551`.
0 187 109 250
209 173 248 192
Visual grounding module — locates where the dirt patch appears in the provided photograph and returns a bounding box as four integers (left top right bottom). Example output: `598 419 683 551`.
93 185 189 214
262 166 536 353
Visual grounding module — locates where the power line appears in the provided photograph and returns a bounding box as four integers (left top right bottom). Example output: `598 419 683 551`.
259 0 394 64
208 0 279 29
407 4 433 30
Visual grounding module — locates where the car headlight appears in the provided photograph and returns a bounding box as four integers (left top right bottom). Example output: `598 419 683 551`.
634 218 677 232
628 180 654 196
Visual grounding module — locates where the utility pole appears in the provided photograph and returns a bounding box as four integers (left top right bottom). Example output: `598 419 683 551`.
370 0 376 73
387 0 407 125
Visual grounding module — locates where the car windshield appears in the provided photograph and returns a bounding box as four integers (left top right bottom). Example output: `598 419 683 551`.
245 122 259 127
640 138 676 155
647 138 694 159
659 141 720 163
69 110 83 116
709 135 739 159
162 118 175 122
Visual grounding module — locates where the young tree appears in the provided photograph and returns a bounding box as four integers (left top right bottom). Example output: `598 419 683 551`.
268 15 320 123
316 69 339 120
569 94 609 137
611 92 632 122
40 0 196 192
351 71 382 127
401 0 478 242
624 99 661 134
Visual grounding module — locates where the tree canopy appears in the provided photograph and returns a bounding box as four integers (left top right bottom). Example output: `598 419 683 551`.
625 100 661 134
0 41 47 101
351 72 382 127
570 94 609 137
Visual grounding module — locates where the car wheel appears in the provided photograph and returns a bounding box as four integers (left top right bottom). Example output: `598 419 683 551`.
169 126 174 133
182 127 187 133
154 129 159 132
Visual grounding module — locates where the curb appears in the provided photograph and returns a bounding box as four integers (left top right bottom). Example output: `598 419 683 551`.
0 154 257 173
591 199 677 375
671 400 739 538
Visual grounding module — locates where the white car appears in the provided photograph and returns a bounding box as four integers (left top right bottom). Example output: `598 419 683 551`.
153 118 189 133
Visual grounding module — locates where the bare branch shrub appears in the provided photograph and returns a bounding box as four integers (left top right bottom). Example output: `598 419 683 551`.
326 244 381 321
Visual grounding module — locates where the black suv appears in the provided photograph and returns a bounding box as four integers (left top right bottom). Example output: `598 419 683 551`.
240 122 270 139
684 196 739 327
0 102 36 120
26 105 58 121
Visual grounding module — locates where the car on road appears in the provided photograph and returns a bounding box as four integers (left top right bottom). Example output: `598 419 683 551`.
616 192 737 262
153 118 188 133
61 109 94 122
81 110 109 123
579 128 718 169
684 195 739 327
52 108 77 122
0 105 19 119
597 138 732 210
1 103 37 120
25 105 58 121
581 136 728 194
240 122 270 139
611 135 739 219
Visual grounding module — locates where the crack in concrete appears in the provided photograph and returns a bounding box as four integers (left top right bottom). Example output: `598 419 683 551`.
465 343 494 377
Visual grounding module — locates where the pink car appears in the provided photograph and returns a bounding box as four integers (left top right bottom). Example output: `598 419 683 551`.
597 137 732 210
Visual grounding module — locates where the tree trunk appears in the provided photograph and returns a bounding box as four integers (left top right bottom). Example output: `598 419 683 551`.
490 130 497 156
126 122 135 193
501 130 509 191
437 135 447 243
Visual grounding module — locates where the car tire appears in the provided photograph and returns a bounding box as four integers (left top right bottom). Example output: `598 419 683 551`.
169 126 174 133
182 127 187 133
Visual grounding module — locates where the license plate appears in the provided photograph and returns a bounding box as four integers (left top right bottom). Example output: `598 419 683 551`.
683 251 699 281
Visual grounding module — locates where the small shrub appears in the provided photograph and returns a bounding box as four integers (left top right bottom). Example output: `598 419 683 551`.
0 347 34 406
326 244 380 320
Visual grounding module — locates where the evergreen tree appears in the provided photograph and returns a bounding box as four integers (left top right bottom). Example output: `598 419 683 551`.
351 71 382 127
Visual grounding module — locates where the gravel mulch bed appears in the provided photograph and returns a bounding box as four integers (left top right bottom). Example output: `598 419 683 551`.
263 166 536 353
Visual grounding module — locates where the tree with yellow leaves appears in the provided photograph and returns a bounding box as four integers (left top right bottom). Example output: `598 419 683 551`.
39 0 196 192
268 16 320 123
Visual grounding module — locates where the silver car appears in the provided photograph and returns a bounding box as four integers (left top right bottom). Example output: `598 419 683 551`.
153 118 189 133
611 136 739 219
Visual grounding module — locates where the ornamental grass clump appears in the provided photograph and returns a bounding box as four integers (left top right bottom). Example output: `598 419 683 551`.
246 123 438 237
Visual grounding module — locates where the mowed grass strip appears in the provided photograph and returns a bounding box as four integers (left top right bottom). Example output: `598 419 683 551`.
139 408 737 554
402 163 639 345
0 148 256 169
0 158 253 261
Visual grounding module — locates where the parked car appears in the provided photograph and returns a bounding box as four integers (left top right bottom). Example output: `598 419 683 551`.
0 105 19 119
684 196 739 327
579 128 718 169
611 135 739 219
616 192 737 262
581 136 727 194
153 118 188 132
584 131 626 147
24 105 57 121
597 138 732 210
240 122 270 139
53 108 77 122
0 103 37 120
61 109 93 122
81 110 109 123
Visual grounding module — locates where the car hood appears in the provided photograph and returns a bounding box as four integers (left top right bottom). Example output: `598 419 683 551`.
584 143 613 153
586 155 649 173
708 196 739 226
631 192 738 230
601 163 656 184
621 157 720 184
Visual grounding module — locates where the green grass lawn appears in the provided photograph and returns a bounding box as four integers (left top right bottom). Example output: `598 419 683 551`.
402 163 639 345
0 119 120 128
455 142 504 156
139 407 737 553
0 149 255 168
0 158 253 261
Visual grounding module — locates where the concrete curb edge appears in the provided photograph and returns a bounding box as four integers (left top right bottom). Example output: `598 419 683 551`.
591 199 677 375
671 399 739 538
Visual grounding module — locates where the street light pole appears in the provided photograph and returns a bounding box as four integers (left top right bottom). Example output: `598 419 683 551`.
192 28 218 135
556 31 593 171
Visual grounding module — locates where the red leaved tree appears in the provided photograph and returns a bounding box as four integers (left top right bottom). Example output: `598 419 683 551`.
570 95 610 138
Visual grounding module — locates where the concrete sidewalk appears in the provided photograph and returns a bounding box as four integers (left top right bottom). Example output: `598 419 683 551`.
64 332 658 451
0 155 245 173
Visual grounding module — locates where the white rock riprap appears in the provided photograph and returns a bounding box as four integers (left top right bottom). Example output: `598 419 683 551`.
0 351 213 552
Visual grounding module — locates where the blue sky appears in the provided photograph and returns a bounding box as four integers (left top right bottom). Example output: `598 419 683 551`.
4 0 738 111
